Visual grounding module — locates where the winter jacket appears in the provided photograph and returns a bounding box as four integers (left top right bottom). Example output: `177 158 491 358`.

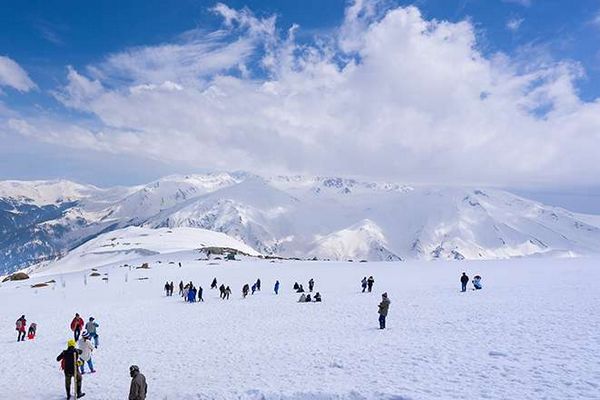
378 297 391 317
461 275 469 284
78 338 94 362
57 347 82 375
473 277 482 289
129 371 148 400
70 317 84 331
85 321 98 335
16 317 26 332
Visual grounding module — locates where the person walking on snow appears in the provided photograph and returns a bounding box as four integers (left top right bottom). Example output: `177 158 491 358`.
128 365 148 400
164 282 170 296
71 314 84 341
78 333 95 374
197 286 204 302
16 315 26 342
256 278 261 291
85 317 99 348
169 282 174 296
243 284 250 298
219 284 226 299
251 283 257 295
57 339 85 399
179 281 184 297
211 278 218 290
378 293 391 330
274 280 280 295
308 278 315 292
361 277 368 293
224 286 232 299
367 276 375 293
460 272 469 292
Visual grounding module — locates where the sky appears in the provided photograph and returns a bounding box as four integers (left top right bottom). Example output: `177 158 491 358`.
1 0 600 211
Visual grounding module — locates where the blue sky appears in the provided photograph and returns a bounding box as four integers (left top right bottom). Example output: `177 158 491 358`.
1 0 600 211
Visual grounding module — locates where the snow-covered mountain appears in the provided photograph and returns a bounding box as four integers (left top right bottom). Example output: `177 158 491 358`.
2 172 600 274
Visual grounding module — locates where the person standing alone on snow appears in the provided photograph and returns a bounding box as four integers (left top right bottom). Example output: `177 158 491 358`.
378 293 391 329
460 272 469 292
308 278 315 292
274 280 280 295
128 365 148 400
15 315 26 342
57 339 85 398
71 314 84 341
256 278 261 291
85 317 99 348
179 281 184 297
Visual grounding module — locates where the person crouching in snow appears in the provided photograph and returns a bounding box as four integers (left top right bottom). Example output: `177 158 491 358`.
473 275 483 290
27 322 37 340
314 292 322 302
378 293 391 329
57 339 85 398
78 333 96 374
298 293 307 302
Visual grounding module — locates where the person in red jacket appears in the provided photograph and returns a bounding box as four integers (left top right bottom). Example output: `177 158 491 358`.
71 313 84 341
16 315 26 342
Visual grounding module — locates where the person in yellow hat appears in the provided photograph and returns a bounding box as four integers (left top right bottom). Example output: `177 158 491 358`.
57 339 85 398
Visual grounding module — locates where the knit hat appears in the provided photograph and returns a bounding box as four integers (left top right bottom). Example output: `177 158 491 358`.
67 339 76 347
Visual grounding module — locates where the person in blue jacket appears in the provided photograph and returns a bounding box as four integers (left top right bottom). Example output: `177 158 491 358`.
274 280 280 295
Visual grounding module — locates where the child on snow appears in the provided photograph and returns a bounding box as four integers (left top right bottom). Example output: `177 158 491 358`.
27 322 37 340
473 275 483 290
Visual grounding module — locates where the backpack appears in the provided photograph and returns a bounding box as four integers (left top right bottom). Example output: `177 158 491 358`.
16 319 23 330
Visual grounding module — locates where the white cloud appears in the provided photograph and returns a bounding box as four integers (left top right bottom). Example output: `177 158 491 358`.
506 17 524 32
9 1 600 187
503 0 532 7
0 56 36 92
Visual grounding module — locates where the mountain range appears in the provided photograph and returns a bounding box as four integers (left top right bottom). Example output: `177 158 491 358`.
1 172 600 274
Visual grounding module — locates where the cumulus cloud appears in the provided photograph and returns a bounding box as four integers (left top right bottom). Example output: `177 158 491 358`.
0 56 36 92
506 17 524 32
7 0 600 187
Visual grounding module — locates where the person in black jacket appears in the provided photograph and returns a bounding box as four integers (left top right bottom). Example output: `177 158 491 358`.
211 278 218 289
460 272 469 292
57 339 85 398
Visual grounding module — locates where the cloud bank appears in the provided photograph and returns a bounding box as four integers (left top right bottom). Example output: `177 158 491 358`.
4 1 600 187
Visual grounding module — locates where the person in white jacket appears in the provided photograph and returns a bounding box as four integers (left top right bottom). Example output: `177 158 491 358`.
78 332 96 374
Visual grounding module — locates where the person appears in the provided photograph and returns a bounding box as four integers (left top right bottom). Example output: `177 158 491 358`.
71 314 84 341
293 282 299 291
178 262 182 268
473 275 483 290
187 286 196 303
211 278 218 289
27 322 37 340
169 282 174 296
219 284 226 299
242 284 250 298
85 317 99 348
224 286 231 300
16 315 26 342
256 278 261 291
179 281 184 297
197 286 204 302
460 272 469 292
57 339 85 399
274 280 280 295
308 278 315 292
164 281 170 296
361 277 368 293
314 292 322 302
378 293 391 329
182 285 189 301
305 294 312 302
367 276 375 293
296 284 305 293
78 333 95 374
128 365 148 400
251 283 257 295
298 293 307 302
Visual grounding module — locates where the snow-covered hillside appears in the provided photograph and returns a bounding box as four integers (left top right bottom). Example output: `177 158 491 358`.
2 172 600 273
30 226 261 276
1 254 599 399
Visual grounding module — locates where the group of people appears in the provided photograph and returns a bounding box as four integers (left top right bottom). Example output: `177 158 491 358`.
163 281 175 296
460 272 483 292
298 292 322 302
15 315 37 342
176 281 204 303
361 276 375 293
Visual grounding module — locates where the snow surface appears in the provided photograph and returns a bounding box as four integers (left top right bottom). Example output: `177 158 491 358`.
1 251 599 399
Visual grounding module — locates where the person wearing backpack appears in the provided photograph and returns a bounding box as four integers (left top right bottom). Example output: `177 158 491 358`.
15 315 26 342
71 314 85 341
57 339 85 398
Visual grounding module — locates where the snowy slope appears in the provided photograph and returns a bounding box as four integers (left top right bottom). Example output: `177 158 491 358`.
30 226 260 276
2 172 600 273
1 254 599 399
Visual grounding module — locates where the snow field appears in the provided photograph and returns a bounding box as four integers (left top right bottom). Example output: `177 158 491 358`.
1 256 599 399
